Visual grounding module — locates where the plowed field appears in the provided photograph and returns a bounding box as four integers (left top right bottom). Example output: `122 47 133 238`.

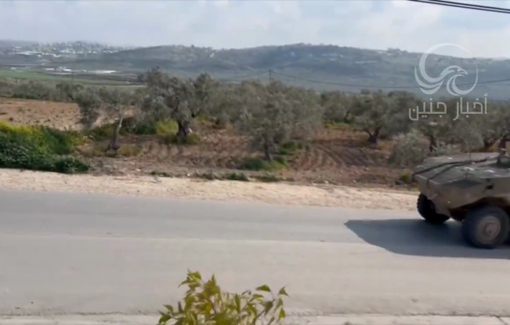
0 97 404 186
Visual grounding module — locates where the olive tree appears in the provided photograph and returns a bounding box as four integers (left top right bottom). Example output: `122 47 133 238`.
208 84 244 127
74 86 134 151
389 128 462 167
56 82 83 102
389 129 430 167
12 80 53 101
411 97 505 153
320 90 352 124
141 68 216 142
461 101 510 151
237 80 323 161
98 87 134 151
284 84 324 141
350 90 406 144
194 72 218 115
74 87 102 130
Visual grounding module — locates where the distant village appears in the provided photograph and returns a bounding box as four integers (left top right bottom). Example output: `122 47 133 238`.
0 41 137 76
9 66 118 75
0 40 135 58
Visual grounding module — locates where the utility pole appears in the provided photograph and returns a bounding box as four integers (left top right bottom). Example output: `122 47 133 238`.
268 69 273 84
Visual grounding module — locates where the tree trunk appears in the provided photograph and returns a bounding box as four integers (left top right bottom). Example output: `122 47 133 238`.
177 121 190 143
343 111 351 123
106 116 123 152
428 135 438 153
365 127 380 144
214 117 227 129
498 134 510 151
263 142 273 161
483 137 497 151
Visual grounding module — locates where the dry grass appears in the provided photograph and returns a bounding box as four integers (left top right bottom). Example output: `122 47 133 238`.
0 97 81 130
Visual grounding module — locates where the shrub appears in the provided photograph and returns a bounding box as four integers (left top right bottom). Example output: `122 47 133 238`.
196 172 250 182
389 129 464 167
37 127 84 155
123 116 157 135
87 118 156 140
0 133 89 174
53 157 90 174
197 171 218 180
86 124 115 141
0 121 84 155
0 132 55 171
253 174 281 183
161 133 200 145
118 144 142 157
155 120 179 136
225 172 249 182
324 121 352 130
279 141 305 156
150 170 172 177
86 118 195 145
388 130 430 167
158 270 288 325
396 170 413 186
81 143 142 158
9 80 67 102
86 117 173 140
241 157 287 171
0 121 89 174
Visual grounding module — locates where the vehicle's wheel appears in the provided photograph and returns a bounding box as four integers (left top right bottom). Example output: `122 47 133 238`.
462 205 510 249
417 193 450 224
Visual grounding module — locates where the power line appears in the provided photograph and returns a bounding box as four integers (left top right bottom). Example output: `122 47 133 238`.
408 0 510 14
217 70 267 82
407 0 510 14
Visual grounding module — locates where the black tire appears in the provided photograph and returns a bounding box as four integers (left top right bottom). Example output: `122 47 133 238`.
417 193 450 224
462 205 510 249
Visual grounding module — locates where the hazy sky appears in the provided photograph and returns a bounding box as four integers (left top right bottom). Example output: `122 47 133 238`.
1 0 509 58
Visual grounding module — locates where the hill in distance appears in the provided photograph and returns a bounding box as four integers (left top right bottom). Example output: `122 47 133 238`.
0 40 38 49
2 41 510 100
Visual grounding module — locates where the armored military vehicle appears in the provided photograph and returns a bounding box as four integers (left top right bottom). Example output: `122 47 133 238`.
413 151 510 249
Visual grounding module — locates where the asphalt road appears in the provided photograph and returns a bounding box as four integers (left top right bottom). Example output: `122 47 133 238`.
1 189 510 317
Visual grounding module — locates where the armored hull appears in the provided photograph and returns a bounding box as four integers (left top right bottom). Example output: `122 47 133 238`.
412 152 510 249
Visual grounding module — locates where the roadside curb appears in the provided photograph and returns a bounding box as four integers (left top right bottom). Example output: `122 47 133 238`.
1 315 509 325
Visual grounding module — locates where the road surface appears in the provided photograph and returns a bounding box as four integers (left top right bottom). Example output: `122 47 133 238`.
1 189 510 318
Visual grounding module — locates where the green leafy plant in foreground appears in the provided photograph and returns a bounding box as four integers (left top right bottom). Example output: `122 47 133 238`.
0 128 90 174
158 270 288 325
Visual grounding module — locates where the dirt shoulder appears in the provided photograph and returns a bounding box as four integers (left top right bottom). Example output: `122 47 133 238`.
3 315 507 325
0 169 417 211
